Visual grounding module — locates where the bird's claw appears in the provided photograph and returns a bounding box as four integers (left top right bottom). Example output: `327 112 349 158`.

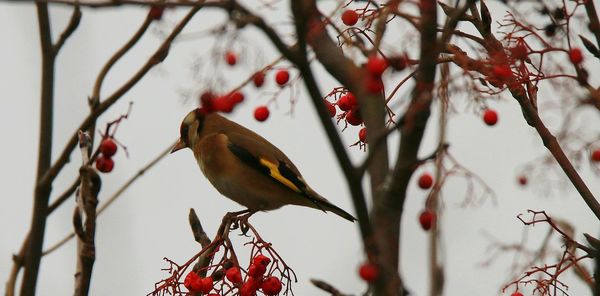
224 210 256 236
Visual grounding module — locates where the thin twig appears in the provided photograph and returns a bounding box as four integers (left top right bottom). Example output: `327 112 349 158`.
310 279 352 296
52 5 81 54
42 143 173 256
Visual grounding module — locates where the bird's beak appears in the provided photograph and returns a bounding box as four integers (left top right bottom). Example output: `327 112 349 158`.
170 139 187 154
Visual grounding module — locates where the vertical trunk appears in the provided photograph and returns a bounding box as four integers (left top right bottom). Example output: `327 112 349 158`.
21 4 54 296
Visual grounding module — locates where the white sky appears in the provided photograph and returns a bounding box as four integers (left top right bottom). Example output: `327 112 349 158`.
0 1 599 295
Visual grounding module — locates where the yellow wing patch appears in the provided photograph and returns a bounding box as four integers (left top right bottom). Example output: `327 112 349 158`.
259 158 301 193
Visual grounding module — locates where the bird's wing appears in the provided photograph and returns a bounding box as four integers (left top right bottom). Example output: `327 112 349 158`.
225 132 326 211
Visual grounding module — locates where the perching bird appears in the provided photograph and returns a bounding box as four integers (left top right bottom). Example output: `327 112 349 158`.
171 108 356 222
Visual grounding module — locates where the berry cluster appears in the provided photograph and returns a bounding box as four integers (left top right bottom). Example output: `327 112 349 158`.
337 92 362 126
238 255 282 296
203 52 295 122
365 56 388 93
415 172 436 231
95 137 118 173
152 215 295 296
324 90 371 145
181 254 285 296
199 91 246 115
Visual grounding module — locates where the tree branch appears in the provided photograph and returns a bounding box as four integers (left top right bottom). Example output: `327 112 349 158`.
42 143 173 256
74 132 101 296
37 2 204 200
91 14 152 104
52 5 81 54
20 3 56 295
373 0 440 294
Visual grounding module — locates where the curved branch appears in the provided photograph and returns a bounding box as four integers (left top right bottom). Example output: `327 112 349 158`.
37 3 204 192
53 5 81 54
91 15 153 103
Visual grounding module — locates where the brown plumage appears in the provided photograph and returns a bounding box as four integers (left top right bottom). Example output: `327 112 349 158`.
171 108 356 222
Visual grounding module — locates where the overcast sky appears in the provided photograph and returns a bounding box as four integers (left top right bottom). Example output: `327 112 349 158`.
1 1 599 295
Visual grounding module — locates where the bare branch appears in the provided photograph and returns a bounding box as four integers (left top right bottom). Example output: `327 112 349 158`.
20 4 56 294
188 209 211 247
42 143 173 256
310 279 352 296
52 6 81 54
74 132 101 296
91 15 152 104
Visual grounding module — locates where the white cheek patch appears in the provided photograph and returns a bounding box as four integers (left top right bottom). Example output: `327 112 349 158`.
183 111 196 124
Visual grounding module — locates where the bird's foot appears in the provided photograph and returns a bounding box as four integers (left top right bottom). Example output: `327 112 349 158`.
225 209 257 235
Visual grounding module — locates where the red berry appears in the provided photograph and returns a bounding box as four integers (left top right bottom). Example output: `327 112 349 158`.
388 55 407 71
341 9 359 26
254 106 270 122
95 156 114 173
510 44 528 60
213 96 235 113
324 100 336 117
518 175 528 186
366 56 388 77
226 267 243 284
359 128 367 143
252 254 271 267
261 277 283 295
592 149 600 162
240 277 262 296
337 93 357 111
365 75 384 93
417 173 433 189
100 138 118 157
183 271 200 292
419 210 435 231
492 64 512 80
248 263 267 278
336 96 350 111
346 109 362 126
148 5 164 20
358 262 379 282
569 48 583 64
483 109 498 126
197 277 213 294
229 91 245 104
253 71 265 87
275 69 290 86
240 284 257 296
511 292 524 296
199 91 216 111
346 92 357 105
225 51 237 66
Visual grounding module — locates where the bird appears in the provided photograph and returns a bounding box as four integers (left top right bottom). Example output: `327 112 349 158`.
171 108 356 222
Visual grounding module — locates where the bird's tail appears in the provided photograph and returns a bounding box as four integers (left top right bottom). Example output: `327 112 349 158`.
304 187 356 222
319 200 357 222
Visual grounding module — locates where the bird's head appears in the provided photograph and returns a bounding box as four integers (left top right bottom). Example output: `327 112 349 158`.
171 108 207 153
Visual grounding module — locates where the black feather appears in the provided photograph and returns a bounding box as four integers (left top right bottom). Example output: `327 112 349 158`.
227 142 325 211
227 142 270 175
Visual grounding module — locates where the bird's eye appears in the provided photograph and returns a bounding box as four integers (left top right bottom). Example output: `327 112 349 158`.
180 124 189 145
